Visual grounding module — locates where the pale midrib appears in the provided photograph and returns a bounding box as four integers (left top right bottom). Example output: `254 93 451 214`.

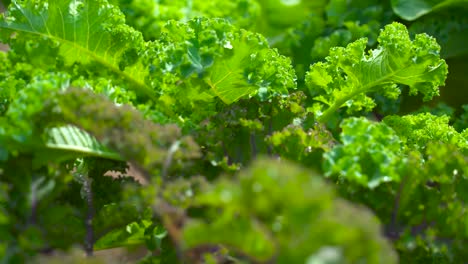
1 25 155 100
348 58 434 97
349 67 405 99
354 54 409 96
208 79 231 104
208 67 240 103
318 57 414 122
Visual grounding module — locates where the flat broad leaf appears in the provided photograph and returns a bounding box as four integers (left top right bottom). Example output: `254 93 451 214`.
391 0 468 20
410 10 468 58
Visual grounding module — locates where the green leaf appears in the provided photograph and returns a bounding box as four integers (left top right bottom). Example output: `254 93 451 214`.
185 158 397 263
114 0 261 40
454 105 468 131
0 0 154 99
391 0 468 20
323 117 403 188
267 123 335 162
44 125 123 161
383 113 468 150
0 72 69 149
57 88 201 174
183 217 275 260
206 40 257 104
306 22 448 122
94 220 166 250
256 0 327 28
409 10 468 58
145 18 296 123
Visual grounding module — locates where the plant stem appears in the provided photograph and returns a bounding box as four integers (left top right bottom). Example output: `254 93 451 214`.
29 182 38 226
250 132 257 159
267 117 273 156
221 140 232 165
387 175 406 240
317 80 390 123
161 140 181 184
83 177 94 257
317 97 348 123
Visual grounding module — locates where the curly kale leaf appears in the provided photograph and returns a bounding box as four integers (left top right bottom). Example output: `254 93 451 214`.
267 123 336 163
0 72 70 148
306 22 448 122
383 113 468 150
0 72 126 166
146 18 296 122
114 0 261 40
0 0 154 99
0 52 36 116
0 52 14 116
395 142 468 262
206 33 295 104
0 1 296 125
183 158 397 263
323 117 404 188
57 88 201 175
324 113 467 189
454 104 468 132
311 0 393 60
310 21 381 61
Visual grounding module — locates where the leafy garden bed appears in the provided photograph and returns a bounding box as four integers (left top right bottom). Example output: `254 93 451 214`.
0 0 467 263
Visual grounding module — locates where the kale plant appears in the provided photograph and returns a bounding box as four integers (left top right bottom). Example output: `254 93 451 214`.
0 0 467 263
